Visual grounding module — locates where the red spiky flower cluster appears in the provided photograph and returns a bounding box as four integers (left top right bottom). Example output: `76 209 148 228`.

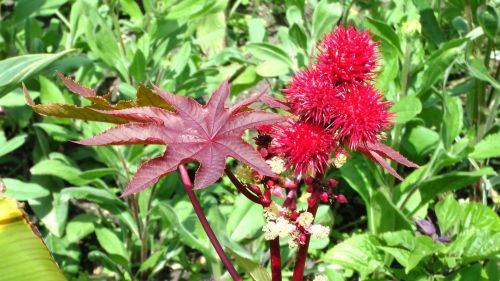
269 25 417 178
270 119 336 175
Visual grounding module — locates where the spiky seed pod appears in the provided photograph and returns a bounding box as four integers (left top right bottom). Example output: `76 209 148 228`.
316 25 379 84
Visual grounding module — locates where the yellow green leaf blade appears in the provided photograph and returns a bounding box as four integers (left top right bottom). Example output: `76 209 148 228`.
0 194 67 281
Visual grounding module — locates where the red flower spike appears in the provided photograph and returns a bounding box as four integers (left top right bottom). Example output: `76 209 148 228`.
283 66 340 124
319 192 329 202
259 148 268 158
248 184 262 195
271 186 285 198
335 194 348 204
298 233 307 244
284 178 297 189
329 83 393 149
328 179 338 188
77 81 283 195
307 195 318 208
316 25 379 83
262 188 272 206
304 177 314 185
271 119 336 176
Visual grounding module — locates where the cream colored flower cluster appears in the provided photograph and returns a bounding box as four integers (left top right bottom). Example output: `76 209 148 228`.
262 207 330 249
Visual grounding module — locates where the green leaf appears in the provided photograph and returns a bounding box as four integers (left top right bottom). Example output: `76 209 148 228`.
445 263 486 281
60 187 139 239
226 195 265 242
30 159 87 185
3 178 49 201
450 229 500 263
390 96 422 124
195 12 226 56
118 0 143 22
322 234 386 278
0 134 27 158
28 192 68 237
461 202 500 232
171 42 191 76
255 60 290 77
365 17 403 56
0 195 67 281
247 43 293 68
477 5 499 39
470 133 500 159
247 17 266 43
0 49 76 98
442 93 463 147
82 8 128 80
65 214 97 243
39 75 66 103
95 227 129 265
467 59 500 91
129 50 146 82
381 230 416 250
289 24 308 51
311 0 342 41
139 249 166 273
435 195 461 235
230 250 271 281
340 155 373 208
230 66 260 95
419 8 446 46
33 123 79 142
416 39 466 96
406 236 434 273
402 126 440 158
419 168 496 207
371 190 413 233
156 204 211 258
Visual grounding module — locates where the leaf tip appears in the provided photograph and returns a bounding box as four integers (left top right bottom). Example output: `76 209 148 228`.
22 82 35 106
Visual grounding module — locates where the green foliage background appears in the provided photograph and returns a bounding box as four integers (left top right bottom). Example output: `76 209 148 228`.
0 0 499 280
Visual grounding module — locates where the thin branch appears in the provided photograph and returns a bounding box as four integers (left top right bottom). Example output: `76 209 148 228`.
179 164 242 281
224 166 262 204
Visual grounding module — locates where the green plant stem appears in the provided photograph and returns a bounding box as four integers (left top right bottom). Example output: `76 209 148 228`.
179 164 242 281
139 185 157 280
389 39 412 188
107 0 133 84
116 149 148 279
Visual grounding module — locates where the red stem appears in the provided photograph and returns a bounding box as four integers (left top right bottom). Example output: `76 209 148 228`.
225 166 283 280
292 196 320 281
179 165 242 281
224 166 262 204
269 238 282 281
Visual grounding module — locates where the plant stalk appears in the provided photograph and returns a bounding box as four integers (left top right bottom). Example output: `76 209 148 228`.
291 196 320 281
224 166 262 204
179 164 242 281
270 238 282 281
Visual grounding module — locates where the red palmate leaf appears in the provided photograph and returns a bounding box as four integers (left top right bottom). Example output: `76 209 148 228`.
24 73 173 123
77 81 284 195
360 141 419 180
365 141 419 168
